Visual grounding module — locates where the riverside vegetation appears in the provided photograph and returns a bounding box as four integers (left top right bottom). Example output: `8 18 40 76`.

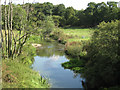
1 0 120 89
51 20 120 89
2 35 50 88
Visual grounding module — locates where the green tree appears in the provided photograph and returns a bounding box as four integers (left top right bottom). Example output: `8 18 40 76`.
53 4 65 16
13 5 27 30
43 2 54 15
41 16 56 40
107 1 119 21
83 20 120 88
64 7 75 25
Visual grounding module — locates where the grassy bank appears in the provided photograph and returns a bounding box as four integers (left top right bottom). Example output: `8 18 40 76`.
2 34 50 88
50 27 94 57
2 59 49 88
50 27 94 73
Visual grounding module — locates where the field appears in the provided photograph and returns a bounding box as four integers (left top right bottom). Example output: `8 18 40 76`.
63 28 94 42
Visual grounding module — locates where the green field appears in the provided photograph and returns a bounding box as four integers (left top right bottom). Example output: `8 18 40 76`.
63 28 94 42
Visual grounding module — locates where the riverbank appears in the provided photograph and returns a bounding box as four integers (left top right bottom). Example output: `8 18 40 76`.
2 35 50 88
50 28 93 73
51 26 120 89
2 59 49 88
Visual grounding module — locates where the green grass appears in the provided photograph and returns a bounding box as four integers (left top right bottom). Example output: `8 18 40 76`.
2 59 50 88
62 59 85 73
63 28 94 42
60 28 93 73
2 32 50 88
28 35 42 44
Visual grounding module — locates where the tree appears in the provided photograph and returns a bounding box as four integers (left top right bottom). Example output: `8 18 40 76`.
42 2 54 15
53 4 65 16
82 20 120 88
52 15 62 27
107 1 119 21
12 5 27 30
1 1 36 59
64 7 75 25
41 16 56 40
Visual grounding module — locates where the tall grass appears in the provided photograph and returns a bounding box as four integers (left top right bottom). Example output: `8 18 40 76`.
2 59 50 88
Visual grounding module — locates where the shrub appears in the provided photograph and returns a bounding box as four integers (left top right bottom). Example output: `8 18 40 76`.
50 29 67 44
65 41 88 59
82 20 120 88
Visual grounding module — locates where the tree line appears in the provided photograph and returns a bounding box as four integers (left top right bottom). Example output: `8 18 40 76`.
2 1 120 30
1 1 120 89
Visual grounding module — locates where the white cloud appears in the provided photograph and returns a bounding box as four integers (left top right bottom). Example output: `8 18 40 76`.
49 55 60 61
1 0 120 10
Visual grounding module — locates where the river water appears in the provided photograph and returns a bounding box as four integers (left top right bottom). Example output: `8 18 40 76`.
31 41 84 88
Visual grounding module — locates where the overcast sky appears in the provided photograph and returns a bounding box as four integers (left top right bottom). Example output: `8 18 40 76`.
1 0 120 10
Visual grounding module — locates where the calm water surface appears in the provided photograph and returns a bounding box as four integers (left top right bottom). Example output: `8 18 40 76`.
31 41 84 88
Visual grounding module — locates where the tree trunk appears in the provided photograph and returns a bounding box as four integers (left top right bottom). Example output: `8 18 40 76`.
8 0 11 57
10 0 13 57
4 0 8 56
0 2 4 58
12 31 17 58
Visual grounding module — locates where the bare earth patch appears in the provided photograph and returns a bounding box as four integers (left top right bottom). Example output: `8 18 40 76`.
32 43 42 48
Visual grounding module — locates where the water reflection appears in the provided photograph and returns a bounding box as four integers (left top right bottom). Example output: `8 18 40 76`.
31 41 84 88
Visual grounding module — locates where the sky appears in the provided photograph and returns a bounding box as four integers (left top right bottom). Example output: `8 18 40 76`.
1 0 120 10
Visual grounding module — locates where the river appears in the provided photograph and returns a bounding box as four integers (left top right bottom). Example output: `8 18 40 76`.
31 41 84 88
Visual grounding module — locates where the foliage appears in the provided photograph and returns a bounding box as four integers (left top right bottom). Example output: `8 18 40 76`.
82 20 120 88
62 59 85 73
12 5 27 30
52 15 62 26
50 28 67 44
41 16 56 39
2 1 119 29
2 59 50 88
65 41 87 58
18 43 36 65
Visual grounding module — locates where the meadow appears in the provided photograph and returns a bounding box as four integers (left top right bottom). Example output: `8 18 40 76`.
63 28 94 42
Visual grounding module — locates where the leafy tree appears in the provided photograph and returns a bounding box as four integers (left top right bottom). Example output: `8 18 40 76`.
53 4 65 16
82 20 120 88
13 5 27 30
42 2 54 15
52 15 62 27
41 16 56 40
64 7 75 25
107 1 119 21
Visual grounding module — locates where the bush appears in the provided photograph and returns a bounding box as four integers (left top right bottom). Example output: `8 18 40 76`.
65 41 88 59
82 20 120 88
50 29 67 44
18 43 36 65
